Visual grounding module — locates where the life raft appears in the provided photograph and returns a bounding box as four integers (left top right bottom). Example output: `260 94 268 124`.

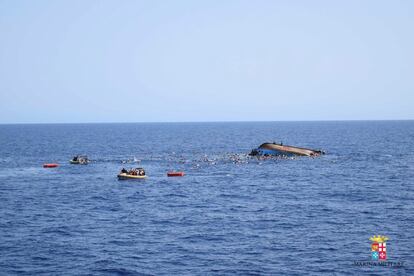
167 171 185 177
43 163 59 168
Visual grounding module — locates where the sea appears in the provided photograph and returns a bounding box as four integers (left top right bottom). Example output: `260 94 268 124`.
0 121 413 275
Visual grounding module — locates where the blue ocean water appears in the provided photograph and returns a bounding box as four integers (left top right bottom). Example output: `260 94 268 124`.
0 121 413 275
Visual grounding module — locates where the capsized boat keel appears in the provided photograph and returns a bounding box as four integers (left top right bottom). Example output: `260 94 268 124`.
249 142 325 157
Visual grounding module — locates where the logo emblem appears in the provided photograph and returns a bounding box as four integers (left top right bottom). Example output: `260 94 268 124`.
370 235 388 261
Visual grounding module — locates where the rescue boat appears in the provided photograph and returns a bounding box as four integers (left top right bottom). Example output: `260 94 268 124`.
117 173 147 180
117 167 147 180
70 155 89 165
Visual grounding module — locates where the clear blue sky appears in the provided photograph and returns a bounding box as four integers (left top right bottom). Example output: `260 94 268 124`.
0 0 413 123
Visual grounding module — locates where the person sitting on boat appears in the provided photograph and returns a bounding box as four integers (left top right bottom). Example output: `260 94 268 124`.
73 156 78 161
138 169 145 176
121 168 128 174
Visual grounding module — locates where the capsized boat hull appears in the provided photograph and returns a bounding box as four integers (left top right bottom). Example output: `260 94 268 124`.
250 143 324 157
117 173 147 180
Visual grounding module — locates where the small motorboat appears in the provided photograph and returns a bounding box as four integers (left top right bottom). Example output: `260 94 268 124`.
118 167 147 180
43 163 59 168
167 171 185 177
70 155 89 165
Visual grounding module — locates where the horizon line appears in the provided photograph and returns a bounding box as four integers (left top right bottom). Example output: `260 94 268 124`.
0 119 413 125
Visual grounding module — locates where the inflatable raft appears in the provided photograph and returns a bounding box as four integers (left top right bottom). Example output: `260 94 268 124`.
117 173 147 180
43 163 59 168
70 160 89 165
167 171 185 177
70 155 89 165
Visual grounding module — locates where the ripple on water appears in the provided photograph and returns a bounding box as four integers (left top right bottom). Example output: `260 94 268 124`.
0 122 413 275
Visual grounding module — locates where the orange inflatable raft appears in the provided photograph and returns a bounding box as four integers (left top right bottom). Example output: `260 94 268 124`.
43 163 59 168
167 171 185 177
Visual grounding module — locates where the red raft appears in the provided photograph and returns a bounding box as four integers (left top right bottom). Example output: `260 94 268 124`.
43 163 59 168
167 171 185 177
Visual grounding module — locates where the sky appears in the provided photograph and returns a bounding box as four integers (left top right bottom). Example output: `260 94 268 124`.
0 0 413 123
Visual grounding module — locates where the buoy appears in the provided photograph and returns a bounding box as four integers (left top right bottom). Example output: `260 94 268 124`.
43 163 59 168
167 171 185 177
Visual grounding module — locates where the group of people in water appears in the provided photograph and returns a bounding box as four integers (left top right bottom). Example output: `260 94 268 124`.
68 142 323 178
